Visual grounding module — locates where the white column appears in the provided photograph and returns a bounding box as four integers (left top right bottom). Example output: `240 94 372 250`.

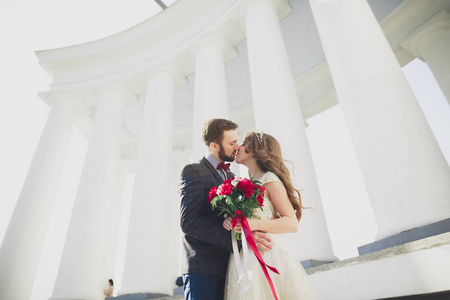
120 66 178 295
50 84 132 300
402 10 450 106
110 159 128 289
240 0 335 261
191 36 234 161
171 149 188 279
309 0 450 240
0 96 79 300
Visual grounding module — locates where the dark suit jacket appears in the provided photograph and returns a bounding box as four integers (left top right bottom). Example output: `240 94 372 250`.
179 157 234 277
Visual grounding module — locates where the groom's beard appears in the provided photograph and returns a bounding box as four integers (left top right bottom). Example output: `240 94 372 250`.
218 143 235 162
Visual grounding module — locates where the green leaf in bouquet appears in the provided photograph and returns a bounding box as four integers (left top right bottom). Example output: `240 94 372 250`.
226 196 235 211
218 208 227 216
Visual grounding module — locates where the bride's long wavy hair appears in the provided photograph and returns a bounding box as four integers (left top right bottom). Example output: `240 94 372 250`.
243 131 303 221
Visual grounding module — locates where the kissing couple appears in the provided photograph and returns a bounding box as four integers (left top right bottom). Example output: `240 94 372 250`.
179 118 316 300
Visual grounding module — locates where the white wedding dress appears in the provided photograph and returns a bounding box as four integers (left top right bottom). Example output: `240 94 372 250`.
224 172 316 300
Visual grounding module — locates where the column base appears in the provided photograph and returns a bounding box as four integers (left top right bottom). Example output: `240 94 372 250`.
358 218 450 255
110 293 170 300
301 259 335 269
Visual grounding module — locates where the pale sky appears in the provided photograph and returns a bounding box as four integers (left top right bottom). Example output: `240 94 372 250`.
1 1 450 299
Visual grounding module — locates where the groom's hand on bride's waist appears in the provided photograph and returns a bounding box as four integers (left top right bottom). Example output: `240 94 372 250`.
252 231 272 255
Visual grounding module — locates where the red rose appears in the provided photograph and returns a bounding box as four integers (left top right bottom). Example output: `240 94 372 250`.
208 186 217 203
223 178 233 185
257 185 266 194
218 182 233 196
257 194 264 207
237 179 254 198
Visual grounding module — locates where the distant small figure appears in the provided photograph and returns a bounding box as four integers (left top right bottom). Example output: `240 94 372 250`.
103 279 114 298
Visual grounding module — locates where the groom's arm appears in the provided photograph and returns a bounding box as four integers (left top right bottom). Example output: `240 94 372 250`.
179 164 233 252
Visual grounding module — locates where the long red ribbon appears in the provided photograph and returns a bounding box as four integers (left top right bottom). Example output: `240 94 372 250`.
234 212 279 300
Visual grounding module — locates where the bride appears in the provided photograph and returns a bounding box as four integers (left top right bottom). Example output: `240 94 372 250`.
223 131 316 300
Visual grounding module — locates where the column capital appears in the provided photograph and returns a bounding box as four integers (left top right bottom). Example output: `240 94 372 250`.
143 64 187 89
95 82 136 105
233 0 291 27
42 92 87 118
189 33 238 64
401 10 450 59
47 92 77 105
40 91 77 106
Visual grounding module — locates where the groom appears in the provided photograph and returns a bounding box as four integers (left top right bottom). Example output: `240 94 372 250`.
179 118 271 300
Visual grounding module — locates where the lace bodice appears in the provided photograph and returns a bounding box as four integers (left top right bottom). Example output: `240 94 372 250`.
252 172 282 220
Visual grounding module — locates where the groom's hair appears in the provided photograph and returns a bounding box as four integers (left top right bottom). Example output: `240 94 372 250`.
202 118 238 146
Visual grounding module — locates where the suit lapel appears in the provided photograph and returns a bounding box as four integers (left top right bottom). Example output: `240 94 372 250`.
201 157 224 184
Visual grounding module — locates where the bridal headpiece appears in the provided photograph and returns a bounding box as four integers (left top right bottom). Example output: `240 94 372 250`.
255 131 264 145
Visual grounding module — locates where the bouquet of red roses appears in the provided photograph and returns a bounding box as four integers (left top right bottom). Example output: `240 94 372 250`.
208 176 265 240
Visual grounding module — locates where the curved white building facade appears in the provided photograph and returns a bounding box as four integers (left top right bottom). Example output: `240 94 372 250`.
1 0 450 299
